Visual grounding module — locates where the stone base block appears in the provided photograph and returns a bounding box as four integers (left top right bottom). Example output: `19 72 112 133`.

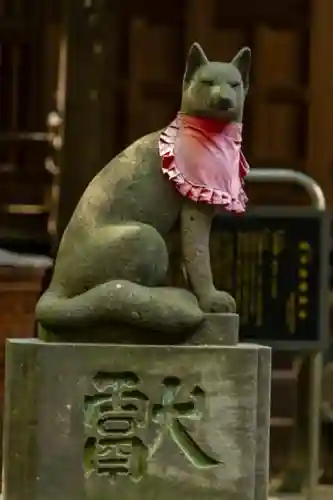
3 339 271 500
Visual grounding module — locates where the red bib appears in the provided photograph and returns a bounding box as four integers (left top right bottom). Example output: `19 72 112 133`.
159 112 249 213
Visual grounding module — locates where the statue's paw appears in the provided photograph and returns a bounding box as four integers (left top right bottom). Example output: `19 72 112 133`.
199 290 236 314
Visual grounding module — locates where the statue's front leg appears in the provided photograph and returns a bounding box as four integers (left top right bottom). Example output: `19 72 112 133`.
181 201 236 313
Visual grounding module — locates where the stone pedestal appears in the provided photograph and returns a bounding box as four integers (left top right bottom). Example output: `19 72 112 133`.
2 335 271 500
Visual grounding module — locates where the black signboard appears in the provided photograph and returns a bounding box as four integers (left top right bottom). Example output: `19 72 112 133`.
211 207 330 350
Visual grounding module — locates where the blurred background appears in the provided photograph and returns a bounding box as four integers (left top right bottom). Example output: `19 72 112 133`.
0 0 333 496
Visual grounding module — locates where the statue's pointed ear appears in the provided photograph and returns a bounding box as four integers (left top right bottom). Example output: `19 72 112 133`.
231 47 251 92
183 43 209 85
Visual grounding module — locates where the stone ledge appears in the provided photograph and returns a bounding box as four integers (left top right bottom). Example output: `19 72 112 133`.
38 312 239 345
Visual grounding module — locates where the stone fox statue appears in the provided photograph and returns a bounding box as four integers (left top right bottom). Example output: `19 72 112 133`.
36 43 251 337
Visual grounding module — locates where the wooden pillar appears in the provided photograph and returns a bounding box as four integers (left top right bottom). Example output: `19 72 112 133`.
184 0 245 61
127 19 180 143
251 25 303 165
184 0 213 50
56 0 120 237
307 0 333 207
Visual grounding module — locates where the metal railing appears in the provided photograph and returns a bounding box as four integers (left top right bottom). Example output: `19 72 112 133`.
248 168 326 500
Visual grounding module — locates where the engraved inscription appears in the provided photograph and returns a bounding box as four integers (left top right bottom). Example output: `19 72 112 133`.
84 372 222 482
84 372 149 482
150 376 222 468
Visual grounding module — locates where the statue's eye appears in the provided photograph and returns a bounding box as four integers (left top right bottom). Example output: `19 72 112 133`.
201 79 214 86
230 81 241 88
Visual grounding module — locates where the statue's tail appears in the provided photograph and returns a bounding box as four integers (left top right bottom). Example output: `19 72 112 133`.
35 279 203 334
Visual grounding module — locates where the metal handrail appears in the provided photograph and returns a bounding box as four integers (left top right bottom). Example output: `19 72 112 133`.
248 168 326 211
247 167 326 500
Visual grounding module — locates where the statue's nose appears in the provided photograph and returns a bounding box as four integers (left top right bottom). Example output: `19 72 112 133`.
216 97 233 110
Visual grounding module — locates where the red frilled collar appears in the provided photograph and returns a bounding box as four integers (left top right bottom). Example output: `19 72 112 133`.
159 112 249 212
